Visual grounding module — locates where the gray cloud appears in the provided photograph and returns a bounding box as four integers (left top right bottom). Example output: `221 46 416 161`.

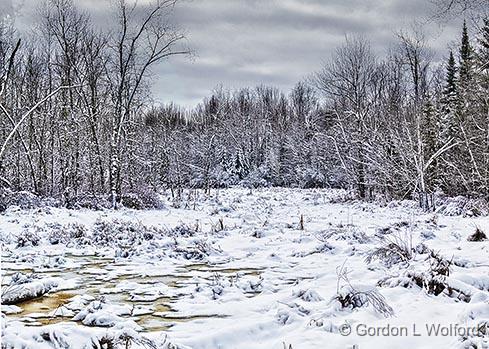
6 0 463 107
160 0 462 106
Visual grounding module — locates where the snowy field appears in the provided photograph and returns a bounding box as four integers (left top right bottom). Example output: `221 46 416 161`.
1 188 488 349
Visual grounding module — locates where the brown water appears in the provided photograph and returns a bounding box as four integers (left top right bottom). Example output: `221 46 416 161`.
16 292 76 316
2 254 263 332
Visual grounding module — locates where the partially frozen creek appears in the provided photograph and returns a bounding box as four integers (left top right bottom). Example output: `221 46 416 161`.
1 252 263 332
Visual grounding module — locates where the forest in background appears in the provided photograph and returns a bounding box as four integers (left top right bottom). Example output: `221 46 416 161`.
0 0 488 210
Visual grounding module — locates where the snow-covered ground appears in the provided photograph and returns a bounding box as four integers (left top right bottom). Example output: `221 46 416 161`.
1 188 488 349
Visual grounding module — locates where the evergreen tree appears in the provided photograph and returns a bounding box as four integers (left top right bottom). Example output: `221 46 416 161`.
421 99 438 191
476 17 489 86
422 100 438 158
477 17 489 62
440 51 458 143
456 20 483 195
459 20 474 86
445 51 458 97
475 17 489 190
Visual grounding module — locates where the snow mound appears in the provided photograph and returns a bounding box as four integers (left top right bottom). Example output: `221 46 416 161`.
2 278 60 305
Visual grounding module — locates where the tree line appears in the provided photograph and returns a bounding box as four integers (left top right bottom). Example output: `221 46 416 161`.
0 0 488 209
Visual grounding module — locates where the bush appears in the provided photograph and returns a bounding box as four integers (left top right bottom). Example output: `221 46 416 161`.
378 251 470 302
10 272 35 285
300 168 326 189
170 223 196 237
92 219 142 246
317 226 370 244
0 189 42 211
172 239 221 260
120 193 145 209
41 197 62 208
366 232 413 267
334 263 394 317
89 330 158 349
120 187 164 210
47 222 89 245
436 196 489 217
467 227 487 242
16 225 41 247
12 191 42 209
91 218 165 249
65 194 110 210
240 165 273 188
210 166 239 188
0 188 11 212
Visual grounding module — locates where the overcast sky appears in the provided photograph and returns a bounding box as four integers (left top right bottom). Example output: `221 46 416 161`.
3 0 462 107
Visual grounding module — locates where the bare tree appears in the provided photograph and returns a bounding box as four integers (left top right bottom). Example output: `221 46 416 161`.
108 0 190 208
314 35 378 198
431 0 489 17
396 27 432 103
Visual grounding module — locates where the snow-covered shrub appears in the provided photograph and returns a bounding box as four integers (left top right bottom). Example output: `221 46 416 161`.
39 255 66 269
240 165 272 188
327 190 357 203
317 226 370 244
173 239 221 260
12 191 42 209
0 190 41 210
2 277 59 305
414 242 430 254
36 328 71 347
334 264 394 317
120 193 145 209
0 187 11 212
275 302 309 324
210 166 239 188
65 194 110 210
92 219 137 246
91 218 165 249
459 334 489 349
89 329 159 349
190 165 239 188
378 251 452 296
379 251 470 302
327 170 349 190
120 187 164 210
47 222 88 245
251 229 266 238
170 223 196 237
211 217 225 233
9 272 35 285
210 274 225 299
314 242 335 254
73 297 140 329
41 197 62 208
276 309 293 325
299 168 326 189
334 287 393 317
423 251 453 294
173 246 206 260
293 289 323 302
375 221 410 237
366 232 413 267
16 225 42 247
420 230 436 240
436 196 489 217
237 276 263 294
467 227 487 242
136 187 164 209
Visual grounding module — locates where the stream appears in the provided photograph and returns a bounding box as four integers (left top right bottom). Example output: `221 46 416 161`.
1 252 263 332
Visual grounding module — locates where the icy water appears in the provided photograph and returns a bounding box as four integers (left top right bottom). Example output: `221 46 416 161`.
1 253 262 332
